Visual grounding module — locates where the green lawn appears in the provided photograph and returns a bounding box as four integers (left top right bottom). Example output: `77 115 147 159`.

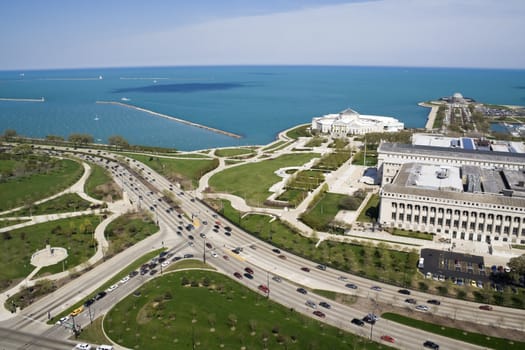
217 200 418 285
121 153 219 189
357 194 380 223
262 140 287 151
276 189 307 207
286 124 311 139
304 137 326 147
209 153 319 206
0 193 93 217
101 270 389 350
287 170 325 191
351 150 378 166
0 215 100 291
0 158 83 211
382 313 524 350
315 151 351 170
300 192 346 231
104 211 159 258
390 228 434 241
84 162 122 201
214 148 255 157
0 219 30 228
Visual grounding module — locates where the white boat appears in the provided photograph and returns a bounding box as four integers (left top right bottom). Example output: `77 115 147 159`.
121 97 130 101
94 115 99 121
99 75 103 80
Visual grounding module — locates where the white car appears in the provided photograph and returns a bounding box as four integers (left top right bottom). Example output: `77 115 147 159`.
161 261 170 267
74 344 92 350
415 305 429 312
56 315 70 325
106 284 118 293
211 252 219 258
120 276 130 284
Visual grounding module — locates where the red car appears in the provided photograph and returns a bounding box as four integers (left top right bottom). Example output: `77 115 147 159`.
222 255 229 260
301 267 310 272
479 305 493 311
233 272 242 279
380 335 395 343
278 255 287 260
258 284 269 293
244 267 254 274
313 310 326 318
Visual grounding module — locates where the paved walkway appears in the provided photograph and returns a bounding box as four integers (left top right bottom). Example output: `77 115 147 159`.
0 161 133 320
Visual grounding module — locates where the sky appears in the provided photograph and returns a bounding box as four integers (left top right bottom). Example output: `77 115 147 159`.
1 0 524 70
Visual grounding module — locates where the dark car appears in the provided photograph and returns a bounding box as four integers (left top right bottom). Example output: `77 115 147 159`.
183 253 194 258
272 248 281 254
83 298 95 307
224 230 231 236
313 310 326 318
296 287 307 294
188 235 194 240
149 269 158 275
351 318 365 326
301 267 310 272
94 291 107 300
316 264 326 271
206 242 212 249
479 304 493 311
244 267 254 275
129 270 139 278
362 315 376 324
423 340 439 349
398 289 410 295
345 283 358 289
234 272 243 279
370 286 382 291
427 299 441 305
243 273 254 279
405 298 417 304
319 301 331 309
224 226 232 231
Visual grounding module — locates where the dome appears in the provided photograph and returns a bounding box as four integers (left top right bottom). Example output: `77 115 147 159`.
453 92 463 100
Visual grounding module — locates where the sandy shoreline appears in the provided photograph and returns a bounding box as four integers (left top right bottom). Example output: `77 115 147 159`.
96 100 242 139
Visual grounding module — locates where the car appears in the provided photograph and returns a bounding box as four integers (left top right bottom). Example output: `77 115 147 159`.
272 276 282 283
278 254 287 260
200 233 206 238
244 267 254 275
224 226 232 231
423 340 440 349
477 281 484 288
337 276 349 281
70 306 84 317
243 273 254 279
319 301 331 309
345 283 358 289
171 256 182 262
183 254 194 258
380 335 395 343
234 272 243 279
120 276 130 284
224 230 231 236
206 242 213 249
223 255 229 260
351 318 365 326
96 345 114 350
301 267 310 272
159 251 168 258
296 287 307 294
250 244 257 250
188 235 194 240
398 289 410 295
470 280 477 287
316 264 326 271
149 269 158 275
211 252 219 258
258 284 269 293
55 315 70 325
405 298 417 304
415 305 429 312
313 310 326 318
305 300 317 309
106 284 118 293
479 304 493 311
95 291 107 300
272 248 281 254
362 315 376 324
161 261 170 267
370 286 382 291
75 344 92 350
129 270 139 278
83 298 95 307
427 299 441 305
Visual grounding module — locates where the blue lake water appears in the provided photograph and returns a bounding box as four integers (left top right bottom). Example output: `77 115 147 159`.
0 66 524 151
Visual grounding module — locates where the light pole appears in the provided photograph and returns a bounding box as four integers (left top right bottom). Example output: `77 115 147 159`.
203 237 207 264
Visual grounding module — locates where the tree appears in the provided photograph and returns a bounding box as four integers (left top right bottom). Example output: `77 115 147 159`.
68 133 94 146
108 135 130 150
508 254 525 281
3 129 17 140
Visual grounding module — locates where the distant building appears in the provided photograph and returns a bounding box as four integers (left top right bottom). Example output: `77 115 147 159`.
311 108 404 137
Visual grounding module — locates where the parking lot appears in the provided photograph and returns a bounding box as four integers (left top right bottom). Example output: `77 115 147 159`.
419 248 488 284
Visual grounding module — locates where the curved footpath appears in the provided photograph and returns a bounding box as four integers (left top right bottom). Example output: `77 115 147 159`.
0 160 134 321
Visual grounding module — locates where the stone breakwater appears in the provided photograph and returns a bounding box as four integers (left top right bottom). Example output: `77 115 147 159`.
96 100 242 139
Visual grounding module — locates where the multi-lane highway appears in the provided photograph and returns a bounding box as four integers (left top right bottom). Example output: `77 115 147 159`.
1 147 524 349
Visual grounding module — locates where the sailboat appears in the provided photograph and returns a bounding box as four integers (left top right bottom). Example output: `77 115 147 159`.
94 115 100 121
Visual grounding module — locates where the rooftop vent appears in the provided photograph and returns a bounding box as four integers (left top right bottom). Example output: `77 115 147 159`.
436 168 449 179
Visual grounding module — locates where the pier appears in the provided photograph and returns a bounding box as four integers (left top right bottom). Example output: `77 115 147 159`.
0 97 44 102
419 102 440 130
96 101 242 139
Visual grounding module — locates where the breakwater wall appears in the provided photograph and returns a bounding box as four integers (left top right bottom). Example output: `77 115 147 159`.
96 101 242 139
418 102 440 130
0 97 44 102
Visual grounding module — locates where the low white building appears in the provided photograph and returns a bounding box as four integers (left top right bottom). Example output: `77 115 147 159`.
311 108 404 137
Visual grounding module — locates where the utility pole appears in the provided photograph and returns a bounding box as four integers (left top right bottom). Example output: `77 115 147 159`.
203 238 207 264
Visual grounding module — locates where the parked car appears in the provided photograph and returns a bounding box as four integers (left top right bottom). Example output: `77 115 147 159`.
70 306 84 317
75 344 92 350
94 291 107 300
83 298 95 307
55 315 70 325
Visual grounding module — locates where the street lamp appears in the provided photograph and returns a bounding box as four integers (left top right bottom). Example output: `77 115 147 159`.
203 237 207 264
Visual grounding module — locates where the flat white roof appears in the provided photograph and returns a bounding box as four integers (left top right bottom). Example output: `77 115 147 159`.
412 134 456 148
408 164 463 192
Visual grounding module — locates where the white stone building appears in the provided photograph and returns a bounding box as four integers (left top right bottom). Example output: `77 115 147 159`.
311 108 404 137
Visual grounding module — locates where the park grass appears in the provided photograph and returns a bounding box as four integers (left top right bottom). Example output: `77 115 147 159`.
300 192 346 231
357 194 380 223
0 158 83 211
262 140 286 151
101 270 389 350
76 317 113 345
217 200 418 285
0 218 30 228
286 169 325 191
0 215 100 291
84 162 121 201
121 153 219 189
0 159 17 172
351 150 378 166
382 312 525 350
285 124 311 139
315 151 351 170
304 137 326 147
1 193 93 217
209 153 319 206
276 189 307 207
170 153 212 159
214 148 255 158
104 211 159 258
